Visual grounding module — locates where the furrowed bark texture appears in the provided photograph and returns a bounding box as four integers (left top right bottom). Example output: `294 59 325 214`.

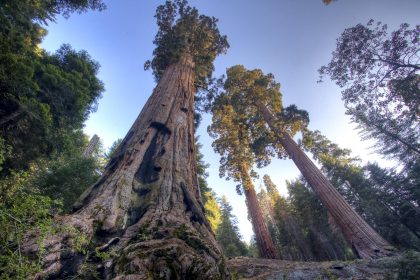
23 54 229 279
240 164 277 259
256 101 395 260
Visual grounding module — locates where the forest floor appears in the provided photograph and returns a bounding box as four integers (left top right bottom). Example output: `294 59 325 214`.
227 252 420 279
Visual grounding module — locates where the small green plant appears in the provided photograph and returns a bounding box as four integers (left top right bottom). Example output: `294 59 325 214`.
395 251 420 280
136 228 152 242
322 267 339 280
94 247 117 262
60 225 90 254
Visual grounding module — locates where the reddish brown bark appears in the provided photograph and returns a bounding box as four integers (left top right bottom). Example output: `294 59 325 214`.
23 54 229 279
240 164 277 259
256 101 395 260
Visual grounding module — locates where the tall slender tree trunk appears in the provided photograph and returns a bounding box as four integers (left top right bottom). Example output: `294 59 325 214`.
256 101 395 260
23 54 229 279
240 163 277 259
82 134 100 158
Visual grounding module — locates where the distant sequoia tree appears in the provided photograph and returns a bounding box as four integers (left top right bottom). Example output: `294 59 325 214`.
22 1 230 279
208 89 278 259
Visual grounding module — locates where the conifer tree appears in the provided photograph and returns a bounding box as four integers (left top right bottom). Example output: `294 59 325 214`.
302 130 420 249
220 65 394 259
22 1 230 278
196 139 222 233
216 196 248 258
258 175 313 260
287 178 353 261
259 174 355 261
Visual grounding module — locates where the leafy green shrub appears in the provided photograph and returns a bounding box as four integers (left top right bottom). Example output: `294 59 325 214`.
396 251 420 280
0 170 60 279
31 155 100 212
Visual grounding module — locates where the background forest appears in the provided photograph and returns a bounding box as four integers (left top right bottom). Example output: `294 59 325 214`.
0 0 419 279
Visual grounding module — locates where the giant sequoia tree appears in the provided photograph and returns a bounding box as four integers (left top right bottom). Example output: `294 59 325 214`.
221 65 394 259
22 1 230 278
208 97 278 259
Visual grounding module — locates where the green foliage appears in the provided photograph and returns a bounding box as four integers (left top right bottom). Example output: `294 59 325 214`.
209 66 284 184
104 138 123 162
319 20 419 166
196 138 222 233
0 44 104 173
145 0 228 91
0 170 60 279
276 105 310 136
364 163 420 249
394 251 420 280
62 224 90 254
209 65 310 185
287 178 352 261
302 129 420 250
0 1 106 277
1 0 105 26
196 139 210 201
0 0 105 174
203 192 222 233
216 196 248 257
246 236 259 258
258 174 349 261
209 100 257 183
0 137 11 172
0 149 102 277
30 155 100 212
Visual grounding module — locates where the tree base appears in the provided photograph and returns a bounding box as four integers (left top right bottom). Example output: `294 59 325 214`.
22 213 229 279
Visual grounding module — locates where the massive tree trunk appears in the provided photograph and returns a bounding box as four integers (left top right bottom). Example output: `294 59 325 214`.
23 54 229 279
256 101 395 260
240 164 277 259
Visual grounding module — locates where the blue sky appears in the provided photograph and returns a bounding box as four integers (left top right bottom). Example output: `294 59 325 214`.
41 0 420 242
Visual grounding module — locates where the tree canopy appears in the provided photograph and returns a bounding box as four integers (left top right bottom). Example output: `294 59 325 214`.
319 20 419 165
0 0 105 173
145 0 229 91
0 44 104 172
209 65 310 182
